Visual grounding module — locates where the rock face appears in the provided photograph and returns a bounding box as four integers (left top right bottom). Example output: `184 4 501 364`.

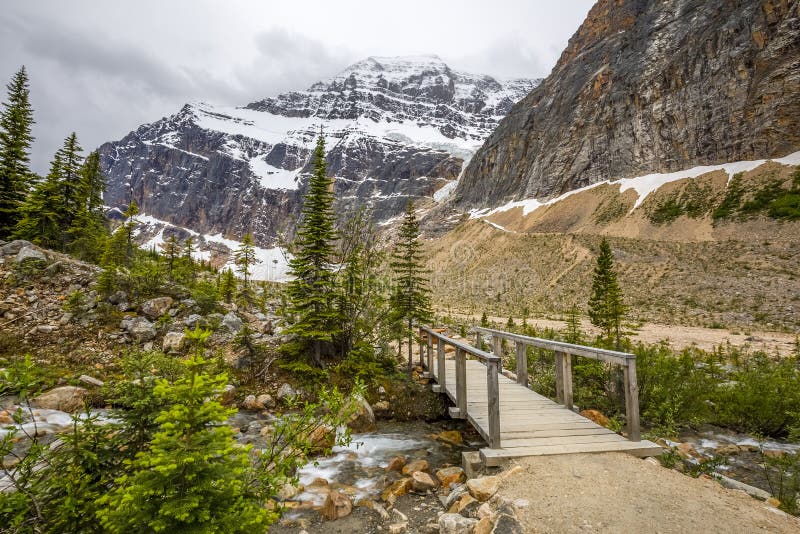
98 56 538 246
454 0 800 209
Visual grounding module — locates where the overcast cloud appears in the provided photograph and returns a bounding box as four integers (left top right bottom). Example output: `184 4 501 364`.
0 0 593 173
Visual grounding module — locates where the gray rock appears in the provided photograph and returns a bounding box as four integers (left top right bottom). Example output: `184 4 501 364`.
184 314 204 328
121 316 156 341
454 1 800 211
78 375 104 387
107 290 127 305
277 383 298 401
0 240 32 257
31 386 89 413
141 297 174 319
256 394 275 409
162 331 186 352
222 312 243 333
15 246 46 264
35 324 57 333
438 513 477 534
491 513 524 534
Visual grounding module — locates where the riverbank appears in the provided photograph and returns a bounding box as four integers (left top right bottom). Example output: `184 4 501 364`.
501 452 800 533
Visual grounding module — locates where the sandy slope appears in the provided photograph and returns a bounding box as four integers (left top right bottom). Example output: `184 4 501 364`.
500 453 799 533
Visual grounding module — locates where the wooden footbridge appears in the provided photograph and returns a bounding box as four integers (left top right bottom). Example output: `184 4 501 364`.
418 326 662 466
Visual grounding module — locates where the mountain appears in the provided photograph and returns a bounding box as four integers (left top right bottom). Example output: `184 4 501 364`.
98 56 539 247
452 0 800 210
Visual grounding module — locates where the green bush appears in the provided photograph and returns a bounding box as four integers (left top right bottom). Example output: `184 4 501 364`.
711 354 800 436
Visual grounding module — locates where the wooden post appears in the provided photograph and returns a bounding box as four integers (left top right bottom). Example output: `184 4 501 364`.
454 347 467 418
437 338 446 389
492 336 502 372
623 359 641 441
559 351 573 411
486 359 501 448
419 335 425 368
426 334 433 375
515 341 528 387
476 331 482 350
554 351 564 404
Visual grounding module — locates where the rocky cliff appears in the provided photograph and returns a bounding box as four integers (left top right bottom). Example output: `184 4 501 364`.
99 56 538 246
453 0 800 209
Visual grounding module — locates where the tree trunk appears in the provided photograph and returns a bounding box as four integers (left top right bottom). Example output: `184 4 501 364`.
407 320 413 375
314 339 322 367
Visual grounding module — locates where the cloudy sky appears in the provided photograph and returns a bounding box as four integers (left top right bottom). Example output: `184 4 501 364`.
1 0 594 173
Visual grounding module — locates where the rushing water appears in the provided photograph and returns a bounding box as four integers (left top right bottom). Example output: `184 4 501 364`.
679 425 800 491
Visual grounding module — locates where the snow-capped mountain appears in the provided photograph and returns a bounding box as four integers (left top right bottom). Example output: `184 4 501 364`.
99 55 539 248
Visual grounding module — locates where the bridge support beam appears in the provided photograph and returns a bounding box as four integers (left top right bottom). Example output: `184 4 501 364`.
453 347 467 418
623 360 641 441
554 351 573 410
486 359 501 448
515 341 528 387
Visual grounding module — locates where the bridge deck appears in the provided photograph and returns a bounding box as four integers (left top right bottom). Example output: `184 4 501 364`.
432 359 662 466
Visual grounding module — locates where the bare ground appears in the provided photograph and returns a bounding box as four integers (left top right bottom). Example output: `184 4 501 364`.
500 453 800 533
442 311 798 356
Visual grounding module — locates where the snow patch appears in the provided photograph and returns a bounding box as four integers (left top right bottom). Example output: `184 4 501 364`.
434 179 459 202
249 157 300 190
472 151 800 219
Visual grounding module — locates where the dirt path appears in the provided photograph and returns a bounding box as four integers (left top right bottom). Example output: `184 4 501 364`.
442 312 798 356
500 453 799 533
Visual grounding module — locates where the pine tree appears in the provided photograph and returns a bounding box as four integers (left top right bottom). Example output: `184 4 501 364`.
284 135 339 367
0 66 35 239
96 328 272 532
67 150 108 261
390 200 432 373
587 238 627 349
480 310 489 327
163 235 181 282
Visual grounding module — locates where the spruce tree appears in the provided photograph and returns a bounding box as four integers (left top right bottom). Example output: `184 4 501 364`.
390 200 432 373
96 328 272 532
163 235 181 282
284 135 339 367
234 233 259 291
587 238 627 349
67 150 108 261
219 267 236 303
0 66 35 238
564 305 584 344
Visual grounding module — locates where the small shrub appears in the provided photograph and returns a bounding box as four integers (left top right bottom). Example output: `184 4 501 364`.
762 451 800 516
191 279 220 315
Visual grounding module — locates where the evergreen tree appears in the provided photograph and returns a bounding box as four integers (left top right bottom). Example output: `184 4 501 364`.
234 233 259 292
588 238 627 349
96 328 272 532
284 135 339 367
181 235 196 285
220 267 236 303
67 150 108 261
390 200 432 373
564 305 584 344
163 235 181 282
480 310 489 327
0 66 35 238
14 133 84 251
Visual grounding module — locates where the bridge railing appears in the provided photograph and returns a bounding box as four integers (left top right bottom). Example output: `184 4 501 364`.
418 325 502 448
472 326 641 441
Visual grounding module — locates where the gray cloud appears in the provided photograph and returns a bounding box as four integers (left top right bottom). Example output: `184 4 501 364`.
0 0 592 174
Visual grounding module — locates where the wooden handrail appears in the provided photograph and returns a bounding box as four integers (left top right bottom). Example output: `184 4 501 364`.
419 326 502 448
472 326 641 442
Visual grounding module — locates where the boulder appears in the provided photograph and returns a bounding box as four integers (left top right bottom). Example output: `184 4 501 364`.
277 383 298 401
276 483 299 501
372 400 390 413
121 316 156 341
107 290 127 305
14 246 47 264
385 456 406 473
491 513 524 533
466 476 501 502
141 297 173 319
579 409 611 428
436 466 466 487
676 442 701 459
305 424 335 454
435 429 464 446
222 312 243 333
381 478 413 503
401 459 429 476
242 395 265 411
31 386 88 413
474 516 494 534
345 396 376 433
715 444 742 456
444 483 470 509
78 375 104 387
184 314 204 328
438 513 478 534
320 490 352 520
221 384 236 405
448 493 478 515
162 331 186 353
0 239 32 257
411 471 438 493
256 394 276 409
